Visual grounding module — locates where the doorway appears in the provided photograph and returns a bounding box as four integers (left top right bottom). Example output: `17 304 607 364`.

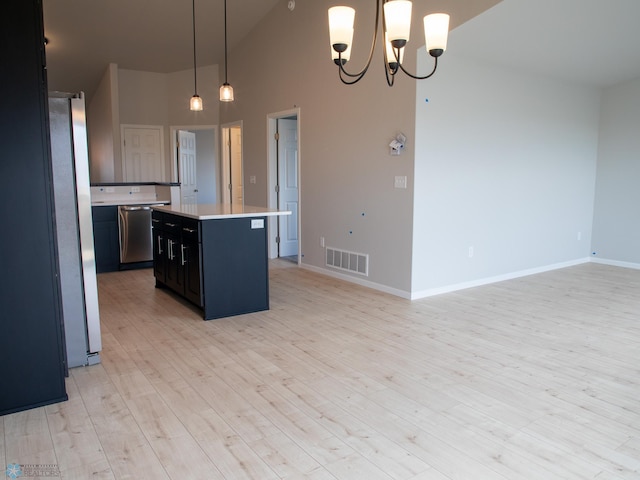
169 125 218 204
221 122 244 205
267 109 301 262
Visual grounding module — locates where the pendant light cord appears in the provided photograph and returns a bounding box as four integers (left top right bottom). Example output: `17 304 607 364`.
223 0 229 84
192 0 198 94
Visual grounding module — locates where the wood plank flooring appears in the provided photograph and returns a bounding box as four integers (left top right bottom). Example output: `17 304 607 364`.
2 261 639 479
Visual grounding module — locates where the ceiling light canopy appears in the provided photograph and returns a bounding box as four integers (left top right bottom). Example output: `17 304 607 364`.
328 0 449 86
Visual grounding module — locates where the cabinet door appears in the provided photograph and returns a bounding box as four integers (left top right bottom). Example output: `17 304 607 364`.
164 233 184 293
183 241 202 306
152 226 166 283
92 206 119 273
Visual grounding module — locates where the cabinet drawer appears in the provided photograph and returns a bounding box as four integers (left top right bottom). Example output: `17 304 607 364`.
181 218 200 242
162 213 182 235
151 210 163 227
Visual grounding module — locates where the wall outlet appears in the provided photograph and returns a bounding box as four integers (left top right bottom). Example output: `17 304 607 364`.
320 236 325 247
250 175 256 184
577 231 582 241
394 176 407 189
106 187 115 193
131 186 140 193
468 246 474 258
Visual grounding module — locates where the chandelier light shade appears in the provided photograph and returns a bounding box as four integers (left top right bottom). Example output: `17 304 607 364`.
424 13 450 55
328 0 450 86
383 0 412 46
328 6 355 59
189 0 203 111
219 0 234 102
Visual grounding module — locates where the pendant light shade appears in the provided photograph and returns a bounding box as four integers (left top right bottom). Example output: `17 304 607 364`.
219 83 234 102
189 0 203 111
219 0 234 102
190 94 203 111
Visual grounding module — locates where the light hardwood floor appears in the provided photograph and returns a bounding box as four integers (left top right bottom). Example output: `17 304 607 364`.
2 261 640 479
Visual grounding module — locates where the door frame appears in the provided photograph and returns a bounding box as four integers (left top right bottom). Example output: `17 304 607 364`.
221 120 244 205
169 124 217 184
267 108 301 262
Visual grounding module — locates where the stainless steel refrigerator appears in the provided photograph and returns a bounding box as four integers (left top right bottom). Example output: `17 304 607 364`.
49 93 102 368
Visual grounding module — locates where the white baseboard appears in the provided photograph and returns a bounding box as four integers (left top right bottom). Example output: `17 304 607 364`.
410 258 591 300
298 256 639 302
299 263 412 299
589 257 640 270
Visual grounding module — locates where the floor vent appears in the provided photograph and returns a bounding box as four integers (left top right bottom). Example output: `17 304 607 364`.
326 247 369 276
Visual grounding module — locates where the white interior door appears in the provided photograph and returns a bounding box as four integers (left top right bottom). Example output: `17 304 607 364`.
122 125 165 182
277 119 299 257
178 130 197 205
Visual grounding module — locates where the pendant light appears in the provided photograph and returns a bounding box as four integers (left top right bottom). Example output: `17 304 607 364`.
219 0 234 102
189 0 203 111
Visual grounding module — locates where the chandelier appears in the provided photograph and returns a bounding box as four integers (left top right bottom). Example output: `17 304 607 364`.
328 0 449 86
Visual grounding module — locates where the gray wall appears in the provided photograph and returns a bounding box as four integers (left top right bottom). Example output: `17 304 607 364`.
412 51 600 295
591 77 640 264
219 0 500 296
87 64 219 183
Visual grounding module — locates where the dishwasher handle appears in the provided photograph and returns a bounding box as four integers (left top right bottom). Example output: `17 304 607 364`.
121 205 152 211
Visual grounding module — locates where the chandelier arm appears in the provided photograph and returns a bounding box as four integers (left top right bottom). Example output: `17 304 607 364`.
397 55 439 80
383 55 396 86
335 0 382 80
338 66 368 85
384 67 395 86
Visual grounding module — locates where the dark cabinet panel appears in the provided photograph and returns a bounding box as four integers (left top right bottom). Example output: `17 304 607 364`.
92 206 119 273
0 0 68 415
152 211 166 283
201 218 269 319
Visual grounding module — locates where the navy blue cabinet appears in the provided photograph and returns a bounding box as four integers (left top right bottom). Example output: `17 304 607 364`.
153 212 268 320
92 206 120 273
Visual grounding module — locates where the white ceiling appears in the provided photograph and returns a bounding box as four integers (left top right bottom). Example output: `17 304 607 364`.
448 0 640 88
43 0 281 96
43 0 640 97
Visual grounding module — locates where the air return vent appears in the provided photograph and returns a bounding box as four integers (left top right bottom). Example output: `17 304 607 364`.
326 247 369 276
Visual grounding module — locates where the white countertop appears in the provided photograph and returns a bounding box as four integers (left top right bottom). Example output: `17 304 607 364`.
153 204 292 220
91 200 169 207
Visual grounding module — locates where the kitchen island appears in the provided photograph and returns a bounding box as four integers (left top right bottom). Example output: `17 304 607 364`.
151 204 291 320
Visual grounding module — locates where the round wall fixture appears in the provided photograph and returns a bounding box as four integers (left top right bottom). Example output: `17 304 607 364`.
288 0 295 11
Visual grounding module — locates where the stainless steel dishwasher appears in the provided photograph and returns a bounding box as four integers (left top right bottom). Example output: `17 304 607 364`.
118 205 158 264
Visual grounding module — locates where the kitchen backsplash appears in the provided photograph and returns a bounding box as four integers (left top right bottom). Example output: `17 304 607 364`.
90 184 179 206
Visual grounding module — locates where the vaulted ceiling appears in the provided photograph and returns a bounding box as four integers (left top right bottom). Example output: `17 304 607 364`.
43 0 281 96
449 0 640 89
43 0 640 98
